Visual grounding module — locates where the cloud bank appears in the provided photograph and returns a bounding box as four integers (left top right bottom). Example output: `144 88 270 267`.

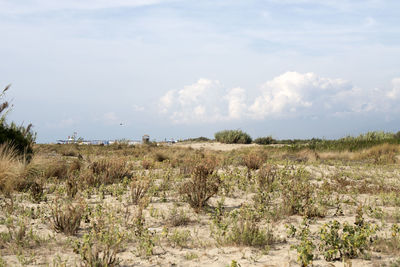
160 72 400 124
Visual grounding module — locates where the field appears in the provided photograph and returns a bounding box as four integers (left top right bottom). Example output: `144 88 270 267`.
1 142 400 266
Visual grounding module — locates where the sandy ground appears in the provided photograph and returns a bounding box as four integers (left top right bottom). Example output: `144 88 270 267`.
174 142 259 151
1 143 400 266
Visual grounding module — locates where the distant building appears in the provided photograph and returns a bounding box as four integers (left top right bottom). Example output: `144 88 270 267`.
142 134 150 144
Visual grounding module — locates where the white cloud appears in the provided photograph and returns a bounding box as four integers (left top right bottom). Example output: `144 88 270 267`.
249 72 353 119
225 87 247 119
159 72 400 124
159 90 175 113
387 78 400 100
177 79 215 106
159 79 228 124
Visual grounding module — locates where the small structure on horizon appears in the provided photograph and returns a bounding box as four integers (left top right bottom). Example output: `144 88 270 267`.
142 134 150 144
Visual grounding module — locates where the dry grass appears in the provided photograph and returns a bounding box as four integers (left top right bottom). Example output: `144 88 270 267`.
0 143 24 196
1 142 400 266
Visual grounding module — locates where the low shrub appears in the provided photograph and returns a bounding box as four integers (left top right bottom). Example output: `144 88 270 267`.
168 229 192 248
289 218 315 267
73 228 122 267
254 136 275 145
319 209 377 261
51 201 84 235
0 85 36 162
141 159 153 170
280 167 325 218
226 205 275 248
167 205 191 227
89 158 130 185
153 152 169 162
242 153 264 171
214 130 252 144
44 159 69 180
131 176 150 205
179 158 220 212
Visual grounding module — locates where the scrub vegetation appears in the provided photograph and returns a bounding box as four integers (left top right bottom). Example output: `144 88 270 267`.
0 135 400 266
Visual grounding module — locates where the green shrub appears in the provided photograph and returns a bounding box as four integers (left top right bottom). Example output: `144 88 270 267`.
319 210 378 261
214 130 252 144
254 136 275 145
280 167 324 217
226 205 274 248
290 218 315 267
0 85 35 162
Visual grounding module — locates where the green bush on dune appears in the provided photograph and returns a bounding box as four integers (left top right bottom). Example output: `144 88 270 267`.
0 84 36 161
214 129 252 144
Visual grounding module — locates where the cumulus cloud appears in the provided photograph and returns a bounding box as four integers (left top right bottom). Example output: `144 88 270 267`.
387 78 400 100
159 79 226 123
159 72 400 124
225 87 247 119
249 72 358 119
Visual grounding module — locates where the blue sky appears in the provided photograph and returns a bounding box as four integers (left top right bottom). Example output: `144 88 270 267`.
1 0 399 142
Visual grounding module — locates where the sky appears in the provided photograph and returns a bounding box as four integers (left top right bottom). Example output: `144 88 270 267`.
1 0 400 143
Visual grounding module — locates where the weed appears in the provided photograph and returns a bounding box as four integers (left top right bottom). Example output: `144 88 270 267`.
168 205 191 227
253 164 277 214
280 167 325 218
290 218 315 267
168 229 192 248
72 229 122 267
141 159 153 170
0 143 23 197
44 159 69 180
319 212 378 261
242 153 264 171
66 175 79 198
179 159 220 212
225 205 275 249
131 175 150 205
51 200 84 235
184 252 198 260
29 179 45 203
92 158 130 184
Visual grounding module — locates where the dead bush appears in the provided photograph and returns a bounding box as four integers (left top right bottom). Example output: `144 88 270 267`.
153 151 169 162
66 175 79 198
364 144 400 164
44 159 69 180
141 159 153 170
51 200 84 235
89 158 130 185
29 180 44 203
242 153 264 171
131 176 151 205
179 158 220 212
